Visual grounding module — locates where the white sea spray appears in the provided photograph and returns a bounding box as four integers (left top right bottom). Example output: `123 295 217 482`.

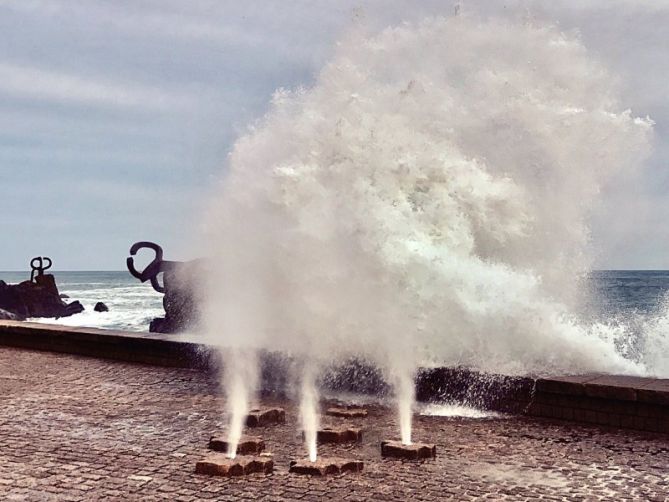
202 15 658 447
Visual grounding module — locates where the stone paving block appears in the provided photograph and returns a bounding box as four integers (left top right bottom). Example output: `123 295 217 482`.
316 426 362 444
246 407 286 427
325 407 368 418
380 440 436 460
208 435 265 455
288 458 363 476
195 453 273 477
4 347 669 500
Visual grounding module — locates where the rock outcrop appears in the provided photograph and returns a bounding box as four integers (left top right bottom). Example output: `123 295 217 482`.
94 302 109 312
0 308 24 321
0 275 85 319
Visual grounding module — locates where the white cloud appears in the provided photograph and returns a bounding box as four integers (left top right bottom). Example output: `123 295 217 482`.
0 0 667 268
0 62 192 111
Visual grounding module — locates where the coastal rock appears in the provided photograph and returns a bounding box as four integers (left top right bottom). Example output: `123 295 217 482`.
0 274 84 319
62 301 85 317
94 302 109 312
0 308 24 321
149 317 167 333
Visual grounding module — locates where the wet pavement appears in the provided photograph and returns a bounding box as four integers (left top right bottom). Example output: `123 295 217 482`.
1 347 668 501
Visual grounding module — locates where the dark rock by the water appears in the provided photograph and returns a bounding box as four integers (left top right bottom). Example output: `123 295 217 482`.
60 294 69 299
0 274 85 319
149 317 167 333
0 307 24 321
62 301 85 317
94 302 109 312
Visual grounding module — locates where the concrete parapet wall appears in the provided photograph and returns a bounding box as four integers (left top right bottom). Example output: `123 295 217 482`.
0 320 215 369
1 320 668 434
528 375 669 434
415 367 535 414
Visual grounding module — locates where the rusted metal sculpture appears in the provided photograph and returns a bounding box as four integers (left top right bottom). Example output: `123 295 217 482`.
126 241 200 333
30 256 52 282
127 241 179 294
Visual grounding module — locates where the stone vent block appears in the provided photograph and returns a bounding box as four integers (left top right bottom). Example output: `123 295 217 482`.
317 426 362 444
208 435 265 456
381 440 436 460
326 407 368 418
246 407 286 427
195 453 273 476
289 458 363 476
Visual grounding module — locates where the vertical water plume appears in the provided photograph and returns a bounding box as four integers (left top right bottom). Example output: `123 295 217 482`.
223 349 258 459
396 370 415 445
202 12 660 441
300 363 319 462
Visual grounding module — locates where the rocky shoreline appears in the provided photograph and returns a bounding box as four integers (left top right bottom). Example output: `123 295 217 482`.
0 274 84 321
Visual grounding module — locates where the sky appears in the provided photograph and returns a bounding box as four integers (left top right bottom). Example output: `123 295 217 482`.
0 0 667 271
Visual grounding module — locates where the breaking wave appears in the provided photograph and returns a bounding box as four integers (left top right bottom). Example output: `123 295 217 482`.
202 15 662 379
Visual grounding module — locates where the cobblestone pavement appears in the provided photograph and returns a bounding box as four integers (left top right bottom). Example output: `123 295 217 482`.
1 347 668 501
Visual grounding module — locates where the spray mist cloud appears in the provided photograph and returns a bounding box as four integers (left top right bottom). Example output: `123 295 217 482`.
203 15 657 385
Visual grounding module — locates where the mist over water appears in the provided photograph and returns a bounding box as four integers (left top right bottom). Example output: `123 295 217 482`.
201 14 664 452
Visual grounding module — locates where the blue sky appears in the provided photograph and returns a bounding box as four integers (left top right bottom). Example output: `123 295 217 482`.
0 0 667 270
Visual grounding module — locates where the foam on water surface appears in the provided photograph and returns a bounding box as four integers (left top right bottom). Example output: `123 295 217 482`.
420 403 502 419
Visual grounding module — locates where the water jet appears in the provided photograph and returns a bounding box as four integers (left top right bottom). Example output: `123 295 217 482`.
202 14 657 484
299 365 320 462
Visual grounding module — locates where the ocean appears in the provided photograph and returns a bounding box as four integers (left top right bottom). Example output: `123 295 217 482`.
0 271 163 332
1 270 668 333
